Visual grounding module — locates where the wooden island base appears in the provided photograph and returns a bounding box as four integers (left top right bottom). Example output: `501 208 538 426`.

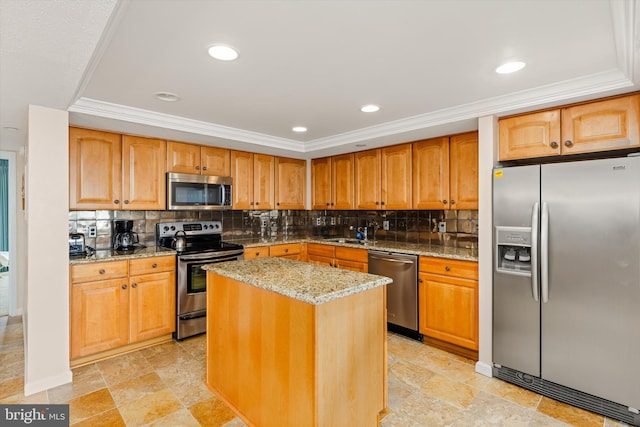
206 272 388 427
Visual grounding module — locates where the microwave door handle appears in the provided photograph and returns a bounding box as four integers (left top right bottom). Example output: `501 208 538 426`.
220 184 225 206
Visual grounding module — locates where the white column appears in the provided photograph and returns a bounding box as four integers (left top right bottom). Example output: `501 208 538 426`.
24 105 72 395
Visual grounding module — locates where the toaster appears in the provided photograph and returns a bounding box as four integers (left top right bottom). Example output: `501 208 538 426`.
69 233 86 255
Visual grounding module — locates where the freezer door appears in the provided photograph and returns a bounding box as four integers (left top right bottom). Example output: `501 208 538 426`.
541 156 640 409
492 165 541 377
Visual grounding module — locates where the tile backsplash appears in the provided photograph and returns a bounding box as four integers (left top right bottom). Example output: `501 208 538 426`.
69 209 478 251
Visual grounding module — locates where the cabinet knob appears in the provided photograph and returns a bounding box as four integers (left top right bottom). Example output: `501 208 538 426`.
284 248 289 253
381 201 385 205
450 199 456 205
277 202 280 206
152 263 158 268
122 284 127 289
124 200 129 204
202 166 207 171
195 165 200 170
114 199 120 204
255 202 259 206
99 269 105 275
132 283 137 288
442 199 448 205
445 266 450 272
564 140 574 147
330 202 334 206
375 201 379 205
250 201 254 206
550 141 559 149
255 252 260 256
326 203 330 206
418 278 423 283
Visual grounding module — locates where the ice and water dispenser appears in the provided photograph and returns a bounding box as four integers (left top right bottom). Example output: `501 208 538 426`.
495 226 532 275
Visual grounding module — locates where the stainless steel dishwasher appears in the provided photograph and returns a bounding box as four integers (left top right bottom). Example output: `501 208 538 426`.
368 250 422 340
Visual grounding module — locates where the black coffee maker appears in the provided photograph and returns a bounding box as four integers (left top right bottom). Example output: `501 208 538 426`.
113 220 140 251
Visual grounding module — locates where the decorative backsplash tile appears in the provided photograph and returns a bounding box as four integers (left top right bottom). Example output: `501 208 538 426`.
69 209 478 251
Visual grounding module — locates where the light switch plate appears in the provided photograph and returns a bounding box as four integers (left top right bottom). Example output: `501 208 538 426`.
438 221 446 233
383 220 390 230
88 226 97 237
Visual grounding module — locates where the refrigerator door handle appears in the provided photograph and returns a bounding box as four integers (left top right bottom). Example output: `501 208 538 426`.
541 202 549 303
531 202 539 302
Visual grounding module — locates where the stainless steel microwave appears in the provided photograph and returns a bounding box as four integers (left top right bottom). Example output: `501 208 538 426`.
167 173 232 210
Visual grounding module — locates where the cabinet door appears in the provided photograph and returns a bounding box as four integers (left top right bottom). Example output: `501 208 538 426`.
69 127 122 210
561 94 640 154
449 132 478 210
307 254 334 267
269 243 302 257
275 157 306 210
244 246 269 259
231 150 254 209
412 137 449 210
334 247 368 272
354 149 381 210
498 110 561 160
418 273 478 350
166 141 200 174
122 135 166 210
129 271 175 343
332 153 355 210
311 157 332 210
201 146 231 176
253 154 275 210
71 278 129 359
381 144 412 209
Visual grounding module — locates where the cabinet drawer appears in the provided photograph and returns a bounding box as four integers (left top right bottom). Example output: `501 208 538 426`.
70 261 128 283
129 255 175 276
270 243 302 257
335 247 368 263
419 256 478 280
244 246 269 259
307 243 335 258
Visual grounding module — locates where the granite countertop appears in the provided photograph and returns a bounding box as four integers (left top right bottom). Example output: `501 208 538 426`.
69 246 176 265
203 257 392 305
233 237 478 262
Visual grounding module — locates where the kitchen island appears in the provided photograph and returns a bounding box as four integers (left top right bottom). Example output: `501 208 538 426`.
203 257 392 427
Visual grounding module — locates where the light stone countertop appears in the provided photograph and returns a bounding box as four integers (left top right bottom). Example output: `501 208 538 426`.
203 257 392 305
233 237 478 262
69 246 176 264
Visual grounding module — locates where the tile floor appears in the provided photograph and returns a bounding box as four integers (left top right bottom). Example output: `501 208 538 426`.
0 315 630 426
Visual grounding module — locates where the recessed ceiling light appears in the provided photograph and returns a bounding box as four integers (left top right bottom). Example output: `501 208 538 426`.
3 126 18 131
154 92 180 102
208 44 239 61
292 126 307 133
495 61 526 74
360 104 380 113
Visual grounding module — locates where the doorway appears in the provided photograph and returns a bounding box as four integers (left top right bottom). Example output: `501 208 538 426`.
0 151 16 317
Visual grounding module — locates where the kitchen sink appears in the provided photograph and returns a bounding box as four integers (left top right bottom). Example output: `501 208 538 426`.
324 238 367 245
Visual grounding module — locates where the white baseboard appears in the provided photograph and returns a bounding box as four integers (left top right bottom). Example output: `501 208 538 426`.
475 361 493 378
24 369 73 396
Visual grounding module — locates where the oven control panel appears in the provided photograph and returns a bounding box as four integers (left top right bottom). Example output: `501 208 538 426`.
156 221 222 238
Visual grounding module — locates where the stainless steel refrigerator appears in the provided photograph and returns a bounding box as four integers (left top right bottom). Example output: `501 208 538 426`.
493 155 640 426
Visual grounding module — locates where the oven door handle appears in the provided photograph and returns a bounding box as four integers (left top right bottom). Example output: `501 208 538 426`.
178 251 242 261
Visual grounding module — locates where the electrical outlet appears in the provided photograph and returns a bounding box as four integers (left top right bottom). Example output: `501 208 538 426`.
438 221 446 233
330 217 336 225
383 220 390 230
88 226 97 237
261 219 267 228
316 217 321 226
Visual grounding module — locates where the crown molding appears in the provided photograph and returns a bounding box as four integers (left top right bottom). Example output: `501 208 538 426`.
610 0 638 82
68 97 306 152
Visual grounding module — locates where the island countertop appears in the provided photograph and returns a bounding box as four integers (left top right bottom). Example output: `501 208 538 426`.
202 257 392 305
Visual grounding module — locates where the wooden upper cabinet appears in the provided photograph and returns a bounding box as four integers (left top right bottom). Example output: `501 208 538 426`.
354 149 381 210
167 141 231 176
449 132 478 210
311 157 332 209
412 137 449 210
253 154 275 210
499 110 561 160
275 157 306 210
231 150 254 210
332 153 355 210
122 135 166 210
201 146 231 176
499 93 640 160
69 127 122 210
381 143 412 210
561 94 640 154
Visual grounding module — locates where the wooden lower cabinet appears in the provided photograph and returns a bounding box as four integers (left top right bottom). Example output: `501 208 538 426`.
269 243 303 260
418 256 478 358
306 244 368 272
70 256 175 361
243 246 270 260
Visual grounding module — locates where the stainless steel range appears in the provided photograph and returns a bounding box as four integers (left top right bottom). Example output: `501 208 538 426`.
156 221 244 340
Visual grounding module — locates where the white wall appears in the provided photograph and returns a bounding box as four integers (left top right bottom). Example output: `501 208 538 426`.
475 115 498 377
24 105 72 395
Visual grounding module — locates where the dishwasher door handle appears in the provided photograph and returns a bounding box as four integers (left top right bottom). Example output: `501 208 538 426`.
369 255 415 265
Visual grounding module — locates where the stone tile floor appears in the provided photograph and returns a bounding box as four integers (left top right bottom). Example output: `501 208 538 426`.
0 315 630 426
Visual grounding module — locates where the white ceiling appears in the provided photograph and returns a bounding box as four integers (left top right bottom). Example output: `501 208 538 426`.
1 0 639 158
